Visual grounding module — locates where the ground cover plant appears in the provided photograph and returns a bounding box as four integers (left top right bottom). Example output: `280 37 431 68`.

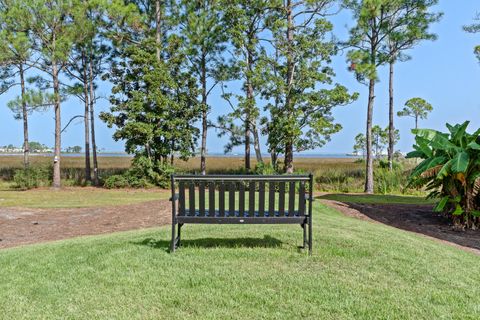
0 202 478 319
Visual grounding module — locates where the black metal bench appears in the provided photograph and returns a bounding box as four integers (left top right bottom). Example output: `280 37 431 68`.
169 174 314 254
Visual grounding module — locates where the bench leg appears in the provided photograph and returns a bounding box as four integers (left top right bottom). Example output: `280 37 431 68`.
177 223 183 247
302 223 307 249
170 222 176 253
308 216 312 255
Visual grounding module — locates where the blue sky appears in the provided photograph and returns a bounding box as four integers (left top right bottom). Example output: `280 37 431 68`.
1 0 479 154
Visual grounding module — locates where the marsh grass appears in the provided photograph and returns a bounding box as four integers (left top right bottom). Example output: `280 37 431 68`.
0 156 419 194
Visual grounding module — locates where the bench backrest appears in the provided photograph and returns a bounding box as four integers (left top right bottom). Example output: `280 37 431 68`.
171 175 313 218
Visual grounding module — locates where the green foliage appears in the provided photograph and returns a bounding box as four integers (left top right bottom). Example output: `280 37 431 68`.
103 174 129 189
253 162 278 175
374 167 408 194
263 1 358 172
13 166 52 189
354 126 400 158
464 12 480 62
398 97 433 129
407 121 480 229
352 133 366 157
102 2 202 168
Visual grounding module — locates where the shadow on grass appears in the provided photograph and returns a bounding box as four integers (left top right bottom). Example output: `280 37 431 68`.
133 235 283 251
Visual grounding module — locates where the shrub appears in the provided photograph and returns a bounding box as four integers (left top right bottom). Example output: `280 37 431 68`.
13 166 52 189
103 175 129 189
407 121 480 229
254 162 278 175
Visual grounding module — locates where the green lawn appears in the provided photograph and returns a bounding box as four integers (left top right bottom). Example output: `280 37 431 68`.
0 202 478 319
319 193 435 205
0 186 169 208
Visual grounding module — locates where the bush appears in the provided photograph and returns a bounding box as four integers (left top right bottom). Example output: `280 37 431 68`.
103 175 129 189
254 162 278 175
13 166 52 189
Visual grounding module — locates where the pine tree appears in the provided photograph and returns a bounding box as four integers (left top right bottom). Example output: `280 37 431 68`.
179 0 227 175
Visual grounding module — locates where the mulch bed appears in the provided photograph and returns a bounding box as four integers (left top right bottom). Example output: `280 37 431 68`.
322 199 480 255
0 200 171 249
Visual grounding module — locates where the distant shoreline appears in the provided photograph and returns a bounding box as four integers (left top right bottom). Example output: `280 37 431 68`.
0 152 361 159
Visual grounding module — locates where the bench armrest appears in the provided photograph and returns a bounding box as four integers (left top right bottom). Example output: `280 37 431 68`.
170 193 179 201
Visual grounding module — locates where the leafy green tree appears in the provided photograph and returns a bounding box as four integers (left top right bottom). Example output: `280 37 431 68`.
102 0 201 184
384 0 441 170
407 122 480 229
179 0 227 175
464 12 480 62
371 125 400 158
263 0 357 173
398 97 433 130
353 133 366 158
65 146 82 153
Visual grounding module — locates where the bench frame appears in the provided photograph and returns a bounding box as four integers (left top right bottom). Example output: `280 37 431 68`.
170 174 314 254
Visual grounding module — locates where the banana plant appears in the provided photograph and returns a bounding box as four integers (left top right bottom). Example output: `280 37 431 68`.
407 121 480 229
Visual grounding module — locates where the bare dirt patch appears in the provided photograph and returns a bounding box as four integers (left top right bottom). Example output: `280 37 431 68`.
0 200 171 249
322 199 480 255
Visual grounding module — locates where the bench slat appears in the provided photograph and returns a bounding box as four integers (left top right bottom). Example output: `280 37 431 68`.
298 181 306 216
288 181 295 216
229 182 235 217
179 181 186 216
249 181 255 217
239 183 245 217
189 182 195 216
278 182 285 216
268 182 276 217
258 182 265 217
219 182 225 217
199 182 205 216
208 182 215 217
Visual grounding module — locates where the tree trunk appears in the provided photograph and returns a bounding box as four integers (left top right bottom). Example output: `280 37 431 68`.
271 150 277 170
387 61 395 171
170 139 174 166
415 116 418 130
88 58 99 186
245 72 252 171
365 77 375 194
82 52 91 183
19 64 29 169
245 109 251 171
284 141 294 174
52 63 61 189
252 121 263 164
284 0 294 174
155 0 162 62
200 54 207 175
